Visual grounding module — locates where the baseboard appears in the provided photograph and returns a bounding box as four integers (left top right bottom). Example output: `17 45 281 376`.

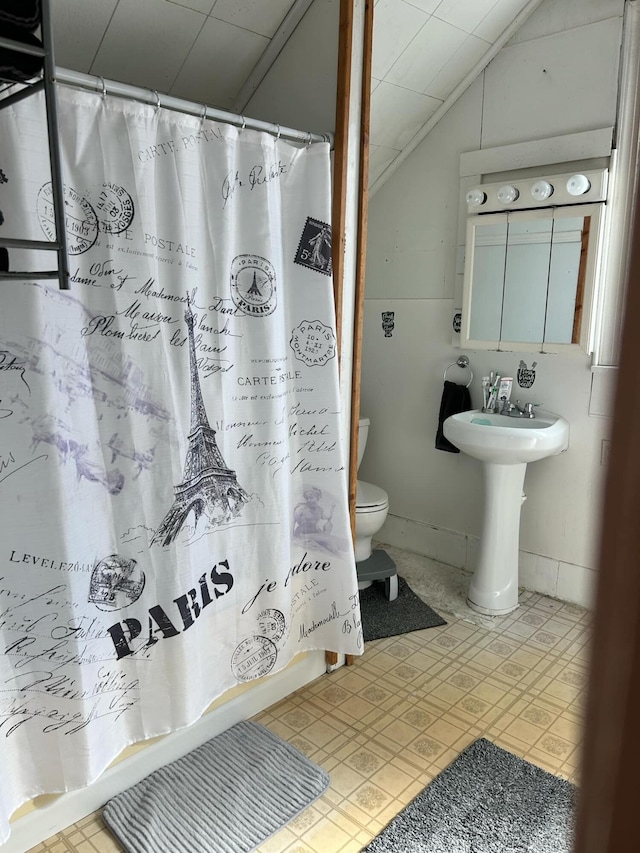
3 651 327 853
379 513 596 609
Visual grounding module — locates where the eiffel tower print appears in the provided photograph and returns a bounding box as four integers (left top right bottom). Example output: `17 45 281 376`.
151 298 249 547
246 270 262 297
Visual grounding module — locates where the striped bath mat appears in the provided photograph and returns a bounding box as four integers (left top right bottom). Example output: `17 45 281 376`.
103 720 329 853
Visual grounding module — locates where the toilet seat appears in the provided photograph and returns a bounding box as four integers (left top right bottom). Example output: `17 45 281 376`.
356 480 388 512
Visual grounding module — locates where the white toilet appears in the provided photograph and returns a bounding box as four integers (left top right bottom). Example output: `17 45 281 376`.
355 417 389 562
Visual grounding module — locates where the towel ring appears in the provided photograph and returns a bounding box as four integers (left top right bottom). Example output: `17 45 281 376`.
443 355 473 388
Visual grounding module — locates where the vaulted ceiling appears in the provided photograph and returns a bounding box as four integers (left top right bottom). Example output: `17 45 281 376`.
50 0 542 189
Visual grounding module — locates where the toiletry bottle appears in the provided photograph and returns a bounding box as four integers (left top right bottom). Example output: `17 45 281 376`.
498 377 513 411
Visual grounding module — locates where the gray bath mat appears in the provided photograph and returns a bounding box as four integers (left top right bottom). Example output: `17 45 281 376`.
103 720 329 853
363 738 576 852
360 576 446 642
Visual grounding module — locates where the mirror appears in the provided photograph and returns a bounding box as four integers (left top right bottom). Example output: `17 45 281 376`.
461 201 606 353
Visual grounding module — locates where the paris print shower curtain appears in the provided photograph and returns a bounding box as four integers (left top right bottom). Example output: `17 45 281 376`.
0 86 362 842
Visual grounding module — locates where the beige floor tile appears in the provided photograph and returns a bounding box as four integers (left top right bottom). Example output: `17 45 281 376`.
282 843 315 853
503 715 546 745
344 746 385 776
327 763 367 797
424 716 469 747
369 763 415 798
336 840 364 853
376 717 421 746
404 731 447 763
91 834 124 853
535 732 575 761
548 713 582 744
256 827 297 852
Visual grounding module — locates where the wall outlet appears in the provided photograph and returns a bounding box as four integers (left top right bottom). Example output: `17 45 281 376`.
601 439 612 466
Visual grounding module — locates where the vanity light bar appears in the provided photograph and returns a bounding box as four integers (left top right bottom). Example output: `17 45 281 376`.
465 168 608 214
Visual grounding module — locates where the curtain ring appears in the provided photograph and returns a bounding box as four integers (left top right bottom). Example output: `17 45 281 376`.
153 90 161 111
305 131 312 148
275 124 281 141
98 76 107 99
240 115 246 132
200 104 207 125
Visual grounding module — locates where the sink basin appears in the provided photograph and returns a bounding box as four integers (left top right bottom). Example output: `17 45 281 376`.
443 409 569 465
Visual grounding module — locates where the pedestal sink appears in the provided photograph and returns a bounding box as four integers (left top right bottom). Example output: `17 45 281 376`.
443 409 569 615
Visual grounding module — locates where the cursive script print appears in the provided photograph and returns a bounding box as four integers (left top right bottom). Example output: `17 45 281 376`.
221 160 289 207
0 350 31 394
1 582 140 738
0 450 48 486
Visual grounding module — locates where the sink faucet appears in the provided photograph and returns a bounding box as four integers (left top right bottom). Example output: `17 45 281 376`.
502 401 540 418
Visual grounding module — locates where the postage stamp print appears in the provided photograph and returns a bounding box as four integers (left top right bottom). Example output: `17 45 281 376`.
294 217 332 276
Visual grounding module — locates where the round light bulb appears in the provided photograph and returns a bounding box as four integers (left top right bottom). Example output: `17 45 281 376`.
530 180 554 201
566 174 591 196
497 184 519 204
466 188 486 206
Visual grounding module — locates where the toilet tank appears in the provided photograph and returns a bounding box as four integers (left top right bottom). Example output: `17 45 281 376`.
357 417 370 470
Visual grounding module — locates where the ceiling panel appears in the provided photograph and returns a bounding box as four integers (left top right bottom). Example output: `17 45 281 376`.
370 81 441 150
386 16 468 93
371 0 430 82
474 0 533 41
91 0 206 92
402 0 440 13
425 33 491 100
209 0 299 38
50 0 118 73
170 0 215 13
171 17 269 108
435 0 503 33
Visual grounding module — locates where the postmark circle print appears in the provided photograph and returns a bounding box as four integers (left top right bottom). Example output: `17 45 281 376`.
89 181 135 234
37 182 98 254
290 319 336 367
231 635 278 681
230 254 277 316
88 554 145 612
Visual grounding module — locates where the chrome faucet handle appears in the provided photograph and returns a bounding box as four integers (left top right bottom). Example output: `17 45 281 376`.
517 401 541 417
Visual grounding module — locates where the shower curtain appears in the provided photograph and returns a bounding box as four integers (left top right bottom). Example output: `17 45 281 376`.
0 86 362 842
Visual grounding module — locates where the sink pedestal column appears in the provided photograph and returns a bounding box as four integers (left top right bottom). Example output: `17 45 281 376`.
468 462 526 616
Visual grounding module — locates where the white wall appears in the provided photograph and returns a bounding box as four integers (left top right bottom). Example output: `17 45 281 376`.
360 0 625 608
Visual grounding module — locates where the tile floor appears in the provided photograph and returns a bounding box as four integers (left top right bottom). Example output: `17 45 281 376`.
24 550 591 853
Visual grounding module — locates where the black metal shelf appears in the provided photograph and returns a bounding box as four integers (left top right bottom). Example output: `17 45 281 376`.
0 0 69 288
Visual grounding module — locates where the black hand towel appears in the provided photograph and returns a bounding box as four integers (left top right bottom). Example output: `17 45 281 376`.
0 23 43 83
0 2 41 33
435 380 472 453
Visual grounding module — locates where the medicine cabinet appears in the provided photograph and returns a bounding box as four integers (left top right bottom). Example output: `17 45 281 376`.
460 169 608 353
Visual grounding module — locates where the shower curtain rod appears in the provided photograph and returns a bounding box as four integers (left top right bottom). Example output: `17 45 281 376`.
54 67 334 148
